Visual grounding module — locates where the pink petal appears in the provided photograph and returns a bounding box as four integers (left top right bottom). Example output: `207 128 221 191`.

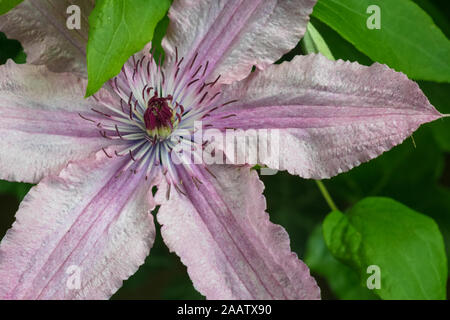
207 54 442 179
0 149 157 299
0 61 117 183
156 164 320 300
0 0 93 76
162 0 316 84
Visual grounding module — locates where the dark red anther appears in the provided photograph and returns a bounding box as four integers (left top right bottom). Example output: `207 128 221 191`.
202 61 209 77
192 64 202 78
144 93 176 131
199 92 208 104
177 57 184 68
208 91 221 103
142 84 148 101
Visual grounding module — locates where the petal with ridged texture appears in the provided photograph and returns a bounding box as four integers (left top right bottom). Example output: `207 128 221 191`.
207 54 442 179
162 0 316 85
0 0 93 76
0 150 157 299
0 61 118 183
156 164 320 300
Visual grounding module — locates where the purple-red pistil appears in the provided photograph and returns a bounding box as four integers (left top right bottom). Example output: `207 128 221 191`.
144 93 174 131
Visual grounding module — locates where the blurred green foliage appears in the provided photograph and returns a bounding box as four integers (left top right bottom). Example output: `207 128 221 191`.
0 0 23 15
0 31 25 64
323 198 447 300
0 0 449 299
312 0 450 82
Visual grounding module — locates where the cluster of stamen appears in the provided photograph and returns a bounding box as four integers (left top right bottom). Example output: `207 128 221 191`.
144 93 182 141
79 47 238 198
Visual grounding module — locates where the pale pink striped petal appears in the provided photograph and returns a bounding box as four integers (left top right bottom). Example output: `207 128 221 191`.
162 0 316 84
156 164 320 300
207 54 442 179
0 0 93 76
0 61 117 183
0 150 157 299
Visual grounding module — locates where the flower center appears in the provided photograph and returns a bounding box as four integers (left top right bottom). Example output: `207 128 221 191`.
79 47 237 195
143 93 181 141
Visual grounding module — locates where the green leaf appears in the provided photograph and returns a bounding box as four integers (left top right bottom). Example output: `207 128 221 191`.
323 197 448 299
0 32 26 65
308 17 372 66
0 0 23 15
411 186 450 272
300 22 335 60
305 226 378 300
86 0 170 96
0 180 32 202
312 0 450 82
150 16 170 62
413 0 450 38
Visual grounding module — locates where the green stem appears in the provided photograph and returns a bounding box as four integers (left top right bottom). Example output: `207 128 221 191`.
315 180 338 212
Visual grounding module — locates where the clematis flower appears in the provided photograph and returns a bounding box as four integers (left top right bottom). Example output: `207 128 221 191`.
0 0 443 300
